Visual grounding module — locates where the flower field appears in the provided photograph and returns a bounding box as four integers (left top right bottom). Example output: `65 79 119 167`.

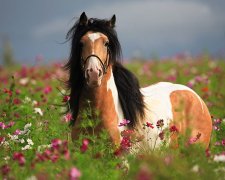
0 55 225 180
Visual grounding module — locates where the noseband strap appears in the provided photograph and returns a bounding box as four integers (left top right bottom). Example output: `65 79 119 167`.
81 49 109 74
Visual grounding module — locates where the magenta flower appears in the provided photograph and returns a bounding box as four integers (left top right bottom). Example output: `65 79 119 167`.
64 113 73 122
213 126 220 131
118 119 130 127
80 139 89 153
146 122 154 129
69 167 81 180
0 121 15 129
0 137 5 144
205 148 211 158
159 131 164 140
13 152 26 166
170 125 179 133
214 142 221 146
43 86 52 94
213 118 222 125
62 95 70 102
14 129 21 135
120 136 132 150
0 122 6 129
50 154 59 163
63 149 70 160
156 119 164 128
51 139 62 150
6 121 15 128
114 147 123 157
188 133 201 144
222 139 225 146
3 88 12 96
1 164 10 176
13 98 21 105
121 129 134 138
187 81 195 88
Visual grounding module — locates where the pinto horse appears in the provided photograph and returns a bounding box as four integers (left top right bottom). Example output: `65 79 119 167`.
65 12 212 149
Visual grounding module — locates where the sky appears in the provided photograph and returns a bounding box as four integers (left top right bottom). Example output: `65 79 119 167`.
0 0 225 64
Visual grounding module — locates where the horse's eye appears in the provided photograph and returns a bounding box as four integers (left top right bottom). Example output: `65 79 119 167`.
104 41 109 47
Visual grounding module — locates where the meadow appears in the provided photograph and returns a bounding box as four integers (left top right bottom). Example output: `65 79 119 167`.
0 54 225 180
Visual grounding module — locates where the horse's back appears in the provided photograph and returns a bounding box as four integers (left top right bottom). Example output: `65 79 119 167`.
140 82 212 148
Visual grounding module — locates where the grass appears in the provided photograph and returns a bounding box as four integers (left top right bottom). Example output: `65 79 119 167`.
0 56 225 179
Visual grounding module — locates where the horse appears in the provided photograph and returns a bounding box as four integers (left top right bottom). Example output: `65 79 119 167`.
64 12 212 150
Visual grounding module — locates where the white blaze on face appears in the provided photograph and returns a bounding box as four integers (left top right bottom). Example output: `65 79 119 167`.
87 33 101 43
87 33 101 54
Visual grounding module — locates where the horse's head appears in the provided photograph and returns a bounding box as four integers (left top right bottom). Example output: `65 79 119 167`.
78 12 116 88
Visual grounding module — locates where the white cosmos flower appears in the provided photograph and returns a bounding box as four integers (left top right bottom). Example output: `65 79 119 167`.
22 144 32 150
27 138 34 146
214 155 225 162
32 100 38 106
24 123 32 130
4 156 10 162
19 77 29 85
34 108 43 116
24 96 31 103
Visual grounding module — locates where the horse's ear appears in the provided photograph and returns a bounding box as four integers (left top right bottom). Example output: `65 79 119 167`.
108 14 116 28
79 12 88 26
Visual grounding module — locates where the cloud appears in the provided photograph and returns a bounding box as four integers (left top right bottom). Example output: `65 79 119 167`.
32 17 73 39
31 0 225 57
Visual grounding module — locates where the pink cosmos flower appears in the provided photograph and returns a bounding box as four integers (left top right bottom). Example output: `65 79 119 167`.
0 137 5 144
159 131 164 140
118 119 130 127
14 129 21 135
80 139 89 153
222 139 225 146
114 147 123 157
62 95 70 102
69 167 81 180
63 149 70 160
1 164 10 176
205 148 211 158
64 113 73 122
188 133 201 144
213 126 220 131
121 130 134 138
0 121 15 129
120 137 132 150
156 119 164 128
213 118 222 125
50 154 59 163
3 88 12 96
5 121 15 128
146 122 154 129
214 142 221 146
43 86 52 94
13 98 21 105
170 125 179 133
51 139 62 150
0 122 6 129
13 152 25 166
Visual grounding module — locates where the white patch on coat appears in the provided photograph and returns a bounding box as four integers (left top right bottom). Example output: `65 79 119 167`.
87 33 101 42
137 82 204 149
107 70 125 133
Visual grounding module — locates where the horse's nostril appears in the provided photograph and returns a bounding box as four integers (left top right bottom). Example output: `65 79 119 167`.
90 68 93 72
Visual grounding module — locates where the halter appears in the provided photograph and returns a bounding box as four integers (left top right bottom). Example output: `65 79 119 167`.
81 48 109 75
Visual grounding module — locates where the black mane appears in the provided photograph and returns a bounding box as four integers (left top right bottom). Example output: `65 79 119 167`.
64 15 145 128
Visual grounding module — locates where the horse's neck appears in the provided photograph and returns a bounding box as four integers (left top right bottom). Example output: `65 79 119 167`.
81 66 122 145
